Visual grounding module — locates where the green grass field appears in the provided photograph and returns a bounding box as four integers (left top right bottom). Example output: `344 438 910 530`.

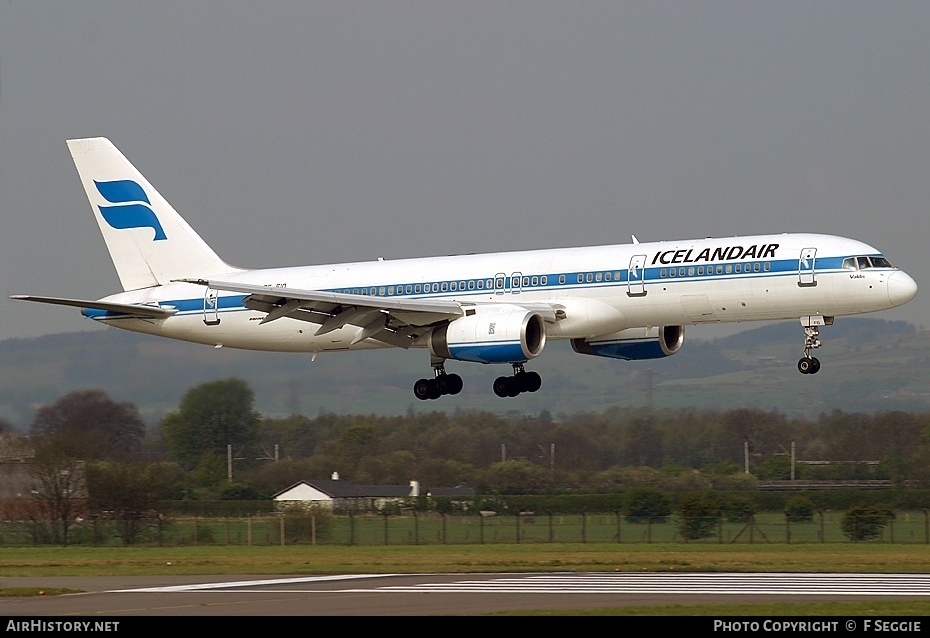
4 542 930 576
4 543 930 614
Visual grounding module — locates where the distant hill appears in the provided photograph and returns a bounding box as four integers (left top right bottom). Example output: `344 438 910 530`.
0 318 926 428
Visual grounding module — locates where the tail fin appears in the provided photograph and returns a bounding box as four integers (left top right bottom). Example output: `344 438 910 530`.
67 137 238 291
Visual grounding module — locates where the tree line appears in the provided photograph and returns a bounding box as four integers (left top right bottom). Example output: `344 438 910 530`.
10 377 930 543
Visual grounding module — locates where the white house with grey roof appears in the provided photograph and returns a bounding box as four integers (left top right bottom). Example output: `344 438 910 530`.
273 475 475 512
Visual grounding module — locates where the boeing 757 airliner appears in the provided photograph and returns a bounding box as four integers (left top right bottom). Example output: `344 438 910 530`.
12 138 918 400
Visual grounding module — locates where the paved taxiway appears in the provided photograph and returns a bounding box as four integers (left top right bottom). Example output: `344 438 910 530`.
3 573 930 616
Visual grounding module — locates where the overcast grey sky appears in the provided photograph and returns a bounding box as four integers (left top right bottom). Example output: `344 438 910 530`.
2 2 928 341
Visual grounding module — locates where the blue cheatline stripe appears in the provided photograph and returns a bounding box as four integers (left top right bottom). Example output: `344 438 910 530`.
88 254 887 319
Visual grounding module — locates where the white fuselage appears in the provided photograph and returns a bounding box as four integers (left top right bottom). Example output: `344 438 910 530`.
94 232 915 354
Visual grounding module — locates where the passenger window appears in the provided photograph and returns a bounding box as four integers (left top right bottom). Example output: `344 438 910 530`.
468 281 475 290
379 287 386 296
531 276 538 286
716 265 723 275
661 268 667 278
541 276 547 285
477 280 483 290
735 264 741 273
441 282 448 292
688 267 694 276
697 266 704 275
586 273 593 283
725 264 732 274
388 286 394 295
577 274 584 283
605 272 612 281
496 278 504 288
558 275 565 284
669 268 676 277
450 282 457 291
522 277 530 286
595 272 602 282
679 268 685 276
764 263 771 271
432 283 439 292
614 271 622 280
753 263 760 272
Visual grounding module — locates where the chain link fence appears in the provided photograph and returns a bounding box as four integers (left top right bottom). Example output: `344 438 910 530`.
2 510 928 547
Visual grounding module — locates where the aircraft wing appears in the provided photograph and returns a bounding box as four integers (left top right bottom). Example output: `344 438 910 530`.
10 295 177 318
184 278 558 349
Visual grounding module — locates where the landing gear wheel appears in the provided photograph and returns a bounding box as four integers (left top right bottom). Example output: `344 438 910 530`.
419 362 464 400
413 378 432 400
446 373 464 395
493 376 511 398
494 366 542 398
524 371 542 392
436 375 453 395
797 357 821 374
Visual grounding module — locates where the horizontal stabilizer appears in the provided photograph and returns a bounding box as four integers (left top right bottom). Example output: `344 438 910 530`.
10 295 176 318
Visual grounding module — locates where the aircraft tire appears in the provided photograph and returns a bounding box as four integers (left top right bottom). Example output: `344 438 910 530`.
447 373 464 395
413 378 432 400
525 371 542 392
493 376 510 398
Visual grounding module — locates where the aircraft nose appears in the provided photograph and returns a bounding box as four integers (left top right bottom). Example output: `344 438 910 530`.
887 271 918 307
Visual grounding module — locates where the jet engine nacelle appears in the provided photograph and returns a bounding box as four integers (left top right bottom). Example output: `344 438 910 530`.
571 325 684 360
429 309 547 364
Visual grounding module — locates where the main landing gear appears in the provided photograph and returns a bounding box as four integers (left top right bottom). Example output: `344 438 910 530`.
493 363 542 398
413 365 463 401
412 362 543 399
798 322 822 375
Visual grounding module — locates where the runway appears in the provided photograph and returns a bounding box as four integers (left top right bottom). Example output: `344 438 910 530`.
3 572 930 616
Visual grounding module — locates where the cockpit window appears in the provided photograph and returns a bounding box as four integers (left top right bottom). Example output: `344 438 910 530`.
846 255 895 270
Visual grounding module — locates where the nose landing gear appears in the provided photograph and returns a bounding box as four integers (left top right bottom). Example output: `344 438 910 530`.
797 316 830 375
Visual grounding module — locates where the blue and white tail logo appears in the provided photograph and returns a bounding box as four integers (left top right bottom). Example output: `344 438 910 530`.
94 179 167 241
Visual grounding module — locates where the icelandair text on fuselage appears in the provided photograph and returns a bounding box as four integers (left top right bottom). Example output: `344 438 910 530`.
6 620 119 632
651 243 779 266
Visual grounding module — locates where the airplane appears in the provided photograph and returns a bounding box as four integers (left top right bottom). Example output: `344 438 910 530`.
12 137 918 400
